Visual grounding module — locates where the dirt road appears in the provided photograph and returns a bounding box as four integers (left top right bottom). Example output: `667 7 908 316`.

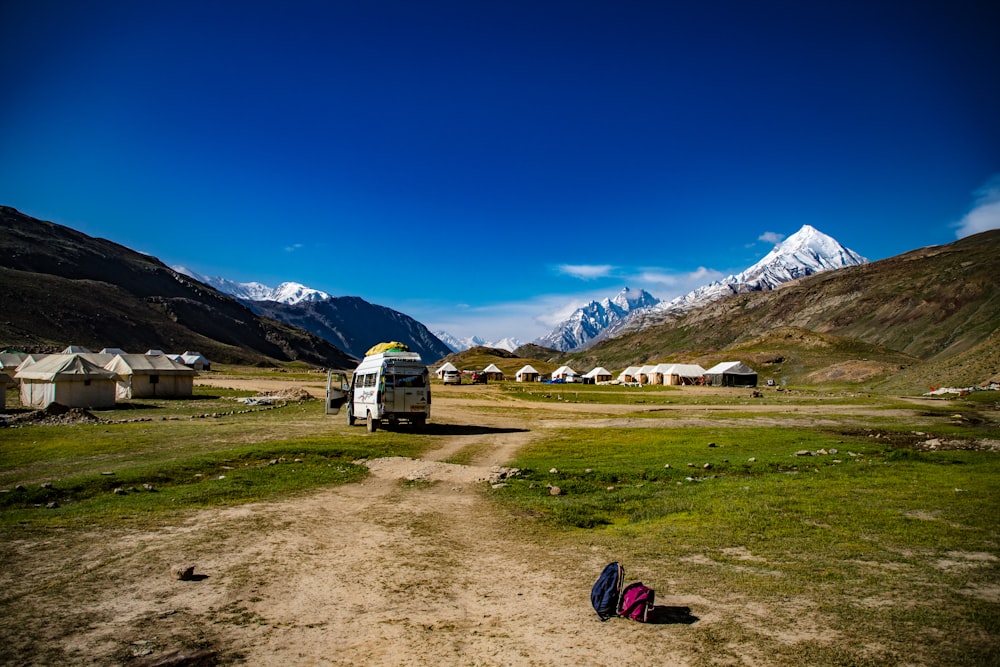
2 391 715 666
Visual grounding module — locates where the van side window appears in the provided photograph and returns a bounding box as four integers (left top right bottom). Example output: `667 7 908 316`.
364 373 376 388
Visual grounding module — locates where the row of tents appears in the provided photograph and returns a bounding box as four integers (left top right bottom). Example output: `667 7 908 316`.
436 360 758 387
0 347 212 410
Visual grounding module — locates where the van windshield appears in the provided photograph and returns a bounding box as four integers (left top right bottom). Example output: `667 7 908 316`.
387 373 426 388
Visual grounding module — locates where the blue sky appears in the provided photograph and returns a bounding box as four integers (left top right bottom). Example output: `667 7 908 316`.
2 1 998 343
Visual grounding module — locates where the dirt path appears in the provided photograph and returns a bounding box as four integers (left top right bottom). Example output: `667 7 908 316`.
1 397 708 666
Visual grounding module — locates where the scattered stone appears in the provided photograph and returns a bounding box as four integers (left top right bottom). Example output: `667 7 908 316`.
549 486 562 496
607 486 615 491
14 484 25 492
663 463 671 469
708 442 717 448
795 450 813 456
549 468 559 474
748 457 757 463
829 448 838 455
174 565 197 581
40 482 53 489
46 501 59 509
143 483 155 492
817 448 828 455
101 471 115 476
113 487 126 495
584 468 593 473
687 463 695 467
491 483 507 489
294 458 303 463
703 463 712 470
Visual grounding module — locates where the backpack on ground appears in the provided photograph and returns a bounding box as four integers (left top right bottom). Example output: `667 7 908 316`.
619 582 655 622
590 562 624 621
590 562 657 623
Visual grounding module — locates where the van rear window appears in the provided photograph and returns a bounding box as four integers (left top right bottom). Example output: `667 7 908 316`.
390 373 425 388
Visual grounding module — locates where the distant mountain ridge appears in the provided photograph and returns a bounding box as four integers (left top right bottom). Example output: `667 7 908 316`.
174 269 331 305
540 225 867 351
435 332 523 353
534 286 660 352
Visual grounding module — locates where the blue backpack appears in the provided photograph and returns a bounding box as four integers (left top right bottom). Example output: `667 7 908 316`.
590 562 624 621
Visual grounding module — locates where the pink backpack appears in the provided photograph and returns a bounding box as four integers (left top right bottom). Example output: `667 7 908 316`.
618 582 655 622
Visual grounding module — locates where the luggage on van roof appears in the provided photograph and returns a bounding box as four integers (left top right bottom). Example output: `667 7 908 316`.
365 341 410 356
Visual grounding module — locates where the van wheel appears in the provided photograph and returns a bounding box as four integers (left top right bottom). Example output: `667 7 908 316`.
346 405 355 426
366 412 379 433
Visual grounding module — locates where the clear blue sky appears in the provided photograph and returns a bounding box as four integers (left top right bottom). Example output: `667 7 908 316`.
3 1 998 343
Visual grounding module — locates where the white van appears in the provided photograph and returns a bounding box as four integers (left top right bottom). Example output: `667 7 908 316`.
345 350 430 431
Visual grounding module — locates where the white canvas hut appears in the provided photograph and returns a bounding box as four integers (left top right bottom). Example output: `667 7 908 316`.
618 366 641 383
583 366 612 383
704 361 758 387
637 365 657 384
104 354 197 399
178 351 211 371
0 352 27 374
551 365 579 382
145 349 166 356
15 354 119 409
0 372 15 410
436 361 458 379
661 363 707 386
483 363 504 381
515 364 539 383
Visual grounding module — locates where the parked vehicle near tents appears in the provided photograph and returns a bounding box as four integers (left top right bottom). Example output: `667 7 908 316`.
343 344 430 432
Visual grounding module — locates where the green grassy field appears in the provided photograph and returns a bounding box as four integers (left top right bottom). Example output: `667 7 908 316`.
2 375 998 665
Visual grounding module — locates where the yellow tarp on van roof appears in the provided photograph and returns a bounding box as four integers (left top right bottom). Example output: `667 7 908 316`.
365 341 410 356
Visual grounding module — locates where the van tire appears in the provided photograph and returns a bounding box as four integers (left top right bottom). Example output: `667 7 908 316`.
366 412 379 433
346 405 355 426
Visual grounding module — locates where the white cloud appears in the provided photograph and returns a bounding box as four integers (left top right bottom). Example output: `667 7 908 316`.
284 243 304 252
556 264 614 280
955 176 1000 238
758 231 785 245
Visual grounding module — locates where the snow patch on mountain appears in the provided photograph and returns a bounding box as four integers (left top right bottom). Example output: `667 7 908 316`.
655 224 867 314
435 332 524 353
534 286 660 352
174 267 330 304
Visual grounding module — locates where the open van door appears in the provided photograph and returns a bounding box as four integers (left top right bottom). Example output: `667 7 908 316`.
325 370 350 414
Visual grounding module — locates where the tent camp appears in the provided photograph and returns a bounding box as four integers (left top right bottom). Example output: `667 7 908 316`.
551 365 579 382
482 363 504 381
436 362 458 379
515 365 539 383
583 367 613 384
15 354 120 409
104 354 198 399
704 361 758 387
0 372 15 410
658 363 707 386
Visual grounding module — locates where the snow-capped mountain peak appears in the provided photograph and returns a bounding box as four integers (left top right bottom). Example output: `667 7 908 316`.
174 267 330 304
534 287 660 352
434 332 523 353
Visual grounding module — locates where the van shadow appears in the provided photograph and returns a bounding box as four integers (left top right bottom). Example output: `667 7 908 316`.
411 423 530 436
648 605 699 625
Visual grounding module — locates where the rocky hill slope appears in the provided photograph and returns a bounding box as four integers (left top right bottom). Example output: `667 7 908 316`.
0 206 356 367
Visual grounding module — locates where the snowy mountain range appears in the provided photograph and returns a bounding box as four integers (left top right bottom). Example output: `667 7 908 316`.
434 332 524 353
173 268 330 304
534 286 660 352
539 225 868 351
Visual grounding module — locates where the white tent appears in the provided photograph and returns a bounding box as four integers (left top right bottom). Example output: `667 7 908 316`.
637 365 657 384
436 361 458 379
551 365 579 382
483 363 504 381
660 363 707 385
61 345 92 354
15 354 119 409
583 366 613 383
704 361 758 387
178 351 211 371
0 352 27 373
515 365 539 382
618 366 641 383
104 354 197 399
